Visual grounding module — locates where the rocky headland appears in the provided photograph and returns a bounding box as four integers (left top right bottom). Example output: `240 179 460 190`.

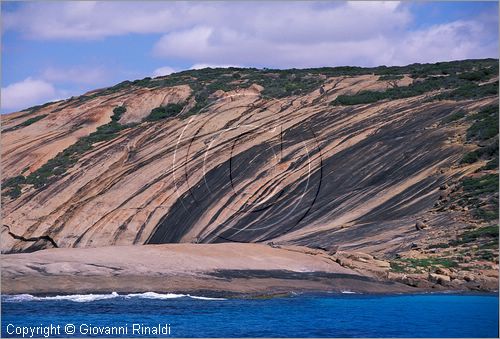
1 59 498 294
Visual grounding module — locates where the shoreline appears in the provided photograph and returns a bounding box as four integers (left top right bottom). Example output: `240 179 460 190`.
1 243 497 296
2 290 499 299
1 271 418 297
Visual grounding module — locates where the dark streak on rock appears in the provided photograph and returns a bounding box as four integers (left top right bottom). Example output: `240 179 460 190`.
3 225 58 253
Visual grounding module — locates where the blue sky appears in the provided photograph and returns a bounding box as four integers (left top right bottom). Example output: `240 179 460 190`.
1 1 498 113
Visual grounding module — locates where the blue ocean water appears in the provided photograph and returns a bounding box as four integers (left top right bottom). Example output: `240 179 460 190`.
1 292 498 338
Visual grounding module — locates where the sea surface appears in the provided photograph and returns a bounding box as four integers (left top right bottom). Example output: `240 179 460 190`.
2 292 498 338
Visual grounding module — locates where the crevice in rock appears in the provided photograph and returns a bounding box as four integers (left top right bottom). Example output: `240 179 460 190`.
3 225 59 251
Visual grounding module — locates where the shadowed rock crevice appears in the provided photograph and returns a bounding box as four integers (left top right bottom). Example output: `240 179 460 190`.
3 225 58 253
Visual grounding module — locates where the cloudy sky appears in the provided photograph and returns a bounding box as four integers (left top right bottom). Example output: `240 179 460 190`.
1 1 498 113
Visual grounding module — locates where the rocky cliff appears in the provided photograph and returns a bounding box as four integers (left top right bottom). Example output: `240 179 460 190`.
1 60 498 286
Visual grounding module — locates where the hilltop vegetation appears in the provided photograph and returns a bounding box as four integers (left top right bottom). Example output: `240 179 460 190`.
18 58 498 118
332 60 498 105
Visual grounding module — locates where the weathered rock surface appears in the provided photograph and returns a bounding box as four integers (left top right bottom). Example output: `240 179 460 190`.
332 251 392 279
1 243 416 295
429 273 451 285
1 62 498 277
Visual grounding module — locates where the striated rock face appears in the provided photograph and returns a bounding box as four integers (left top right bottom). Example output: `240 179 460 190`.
1 61 498 260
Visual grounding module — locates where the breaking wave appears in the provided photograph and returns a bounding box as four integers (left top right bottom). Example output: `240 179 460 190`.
2 292 225 303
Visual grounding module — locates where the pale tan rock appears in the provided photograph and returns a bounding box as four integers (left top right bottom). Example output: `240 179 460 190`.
435 267 457 280
429 273 451 284
462 274 474 282
481 269 499 278
372 259 391 268
415 220 429 230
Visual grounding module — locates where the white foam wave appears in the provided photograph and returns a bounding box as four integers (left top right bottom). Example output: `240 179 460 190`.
46 292 120 302
125 292 186 299
341 290 357 294
187 294 226 300
2 294 38 302
3 291 225 302
3 292 120 303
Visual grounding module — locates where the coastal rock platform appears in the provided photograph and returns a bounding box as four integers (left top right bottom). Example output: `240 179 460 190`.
2 243 416 296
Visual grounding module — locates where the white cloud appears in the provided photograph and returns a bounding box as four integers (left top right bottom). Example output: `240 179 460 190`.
393 20 498 65
190 63 241 70
154 26 214 58
3 2 498 68
152 66 176 77
4 2 410 43
41 66 108 85
3 2 184 40
1 78 57 111
148 2 496 68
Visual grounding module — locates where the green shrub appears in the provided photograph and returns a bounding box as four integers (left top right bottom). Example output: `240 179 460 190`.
8 186 22 199
4 114 48 132
144 103 184 121
3 175 26 187
20 101 60 115
435 81 498 101
333 91 387 105
474 208 499 221
378 74 404 81
460 104 498 164
462 138 498 164
396 257 459 269
479 251 496 261
18 115 48 127
458 225 499 244
458 66 498 82
390 262 406 273
428 243 451 249
482 156 499 170
480 241 499 249
2 175 25 199
458 174 499 221
443 110 465 123
461 150 481 164
462 174 498 195
466 105 499 141
111 106 126 121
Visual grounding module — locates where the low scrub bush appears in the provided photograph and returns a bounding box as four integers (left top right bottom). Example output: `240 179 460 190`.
455 225 499 244
4 114 48 132
462 174 498 195
378 74 403 81
144 103 184 121
443 110 465 123
466 105 499 141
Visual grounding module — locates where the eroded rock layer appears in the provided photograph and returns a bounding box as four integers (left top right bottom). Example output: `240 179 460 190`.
1 60 498 268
